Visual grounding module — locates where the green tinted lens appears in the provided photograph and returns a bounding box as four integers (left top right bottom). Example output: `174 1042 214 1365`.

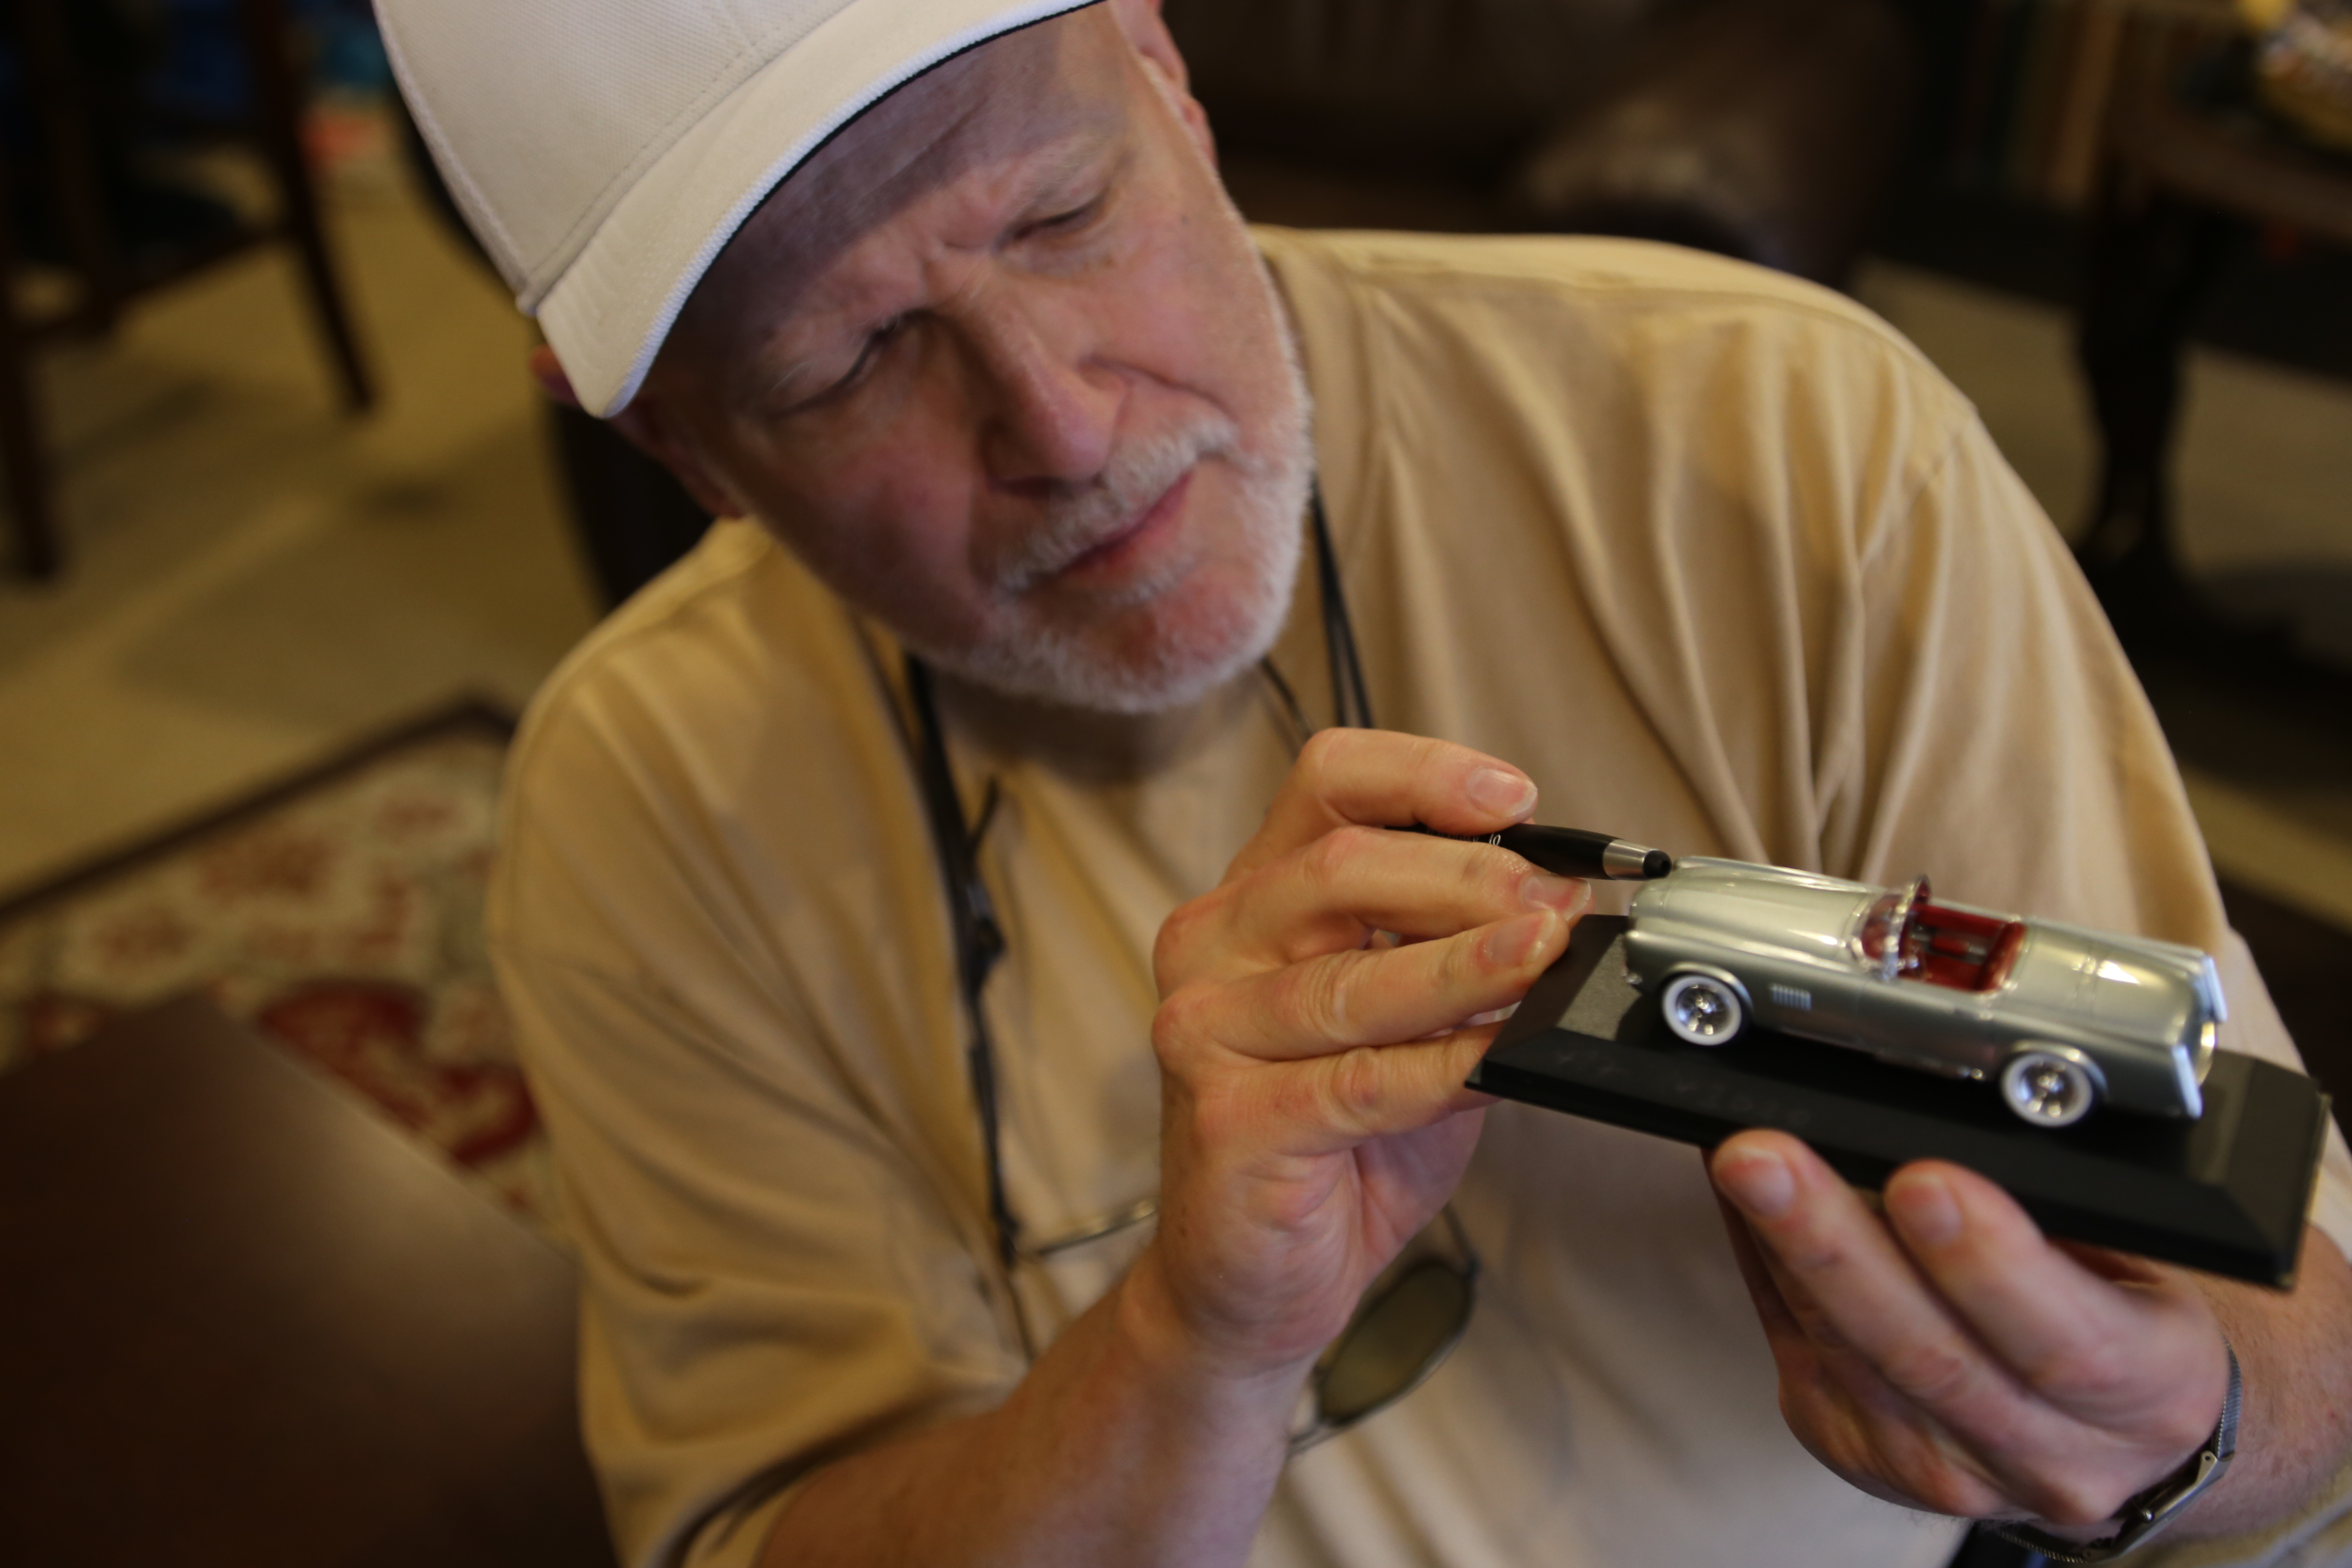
1315 1260 1475 1424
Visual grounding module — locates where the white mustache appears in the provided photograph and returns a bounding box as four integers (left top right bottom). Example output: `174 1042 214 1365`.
980 415 1241 594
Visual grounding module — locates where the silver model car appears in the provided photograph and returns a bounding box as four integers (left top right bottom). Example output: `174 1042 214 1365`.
1623 858 2226 1128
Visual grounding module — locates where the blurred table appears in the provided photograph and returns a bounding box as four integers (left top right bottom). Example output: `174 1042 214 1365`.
0 996 615 1567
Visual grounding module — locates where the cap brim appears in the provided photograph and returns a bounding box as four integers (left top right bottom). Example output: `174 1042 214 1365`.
540 0 1100 416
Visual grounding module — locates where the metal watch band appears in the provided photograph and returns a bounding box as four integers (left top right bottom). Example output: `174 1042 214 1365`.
1991 1338 2242 1564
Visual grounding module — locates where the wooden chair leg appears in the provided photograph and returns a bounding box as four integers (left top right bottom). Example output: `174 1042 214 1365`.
15 0 124 336
0 174 61 581
2075 159 2235 595
237 0 375 414
0 353 60 582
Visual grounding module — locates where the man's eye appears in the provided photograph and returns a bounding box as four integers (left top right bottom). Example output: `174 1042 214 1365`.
1030 192 1107 235
800 318 906 407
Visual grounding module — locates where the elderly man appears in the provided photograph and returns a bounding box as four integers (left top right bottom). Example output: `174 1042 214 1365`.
380 1 2352 1565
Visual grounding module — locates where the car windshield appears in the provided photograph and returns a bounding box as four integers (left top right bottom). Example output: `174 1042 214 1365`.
1859 890 1905 961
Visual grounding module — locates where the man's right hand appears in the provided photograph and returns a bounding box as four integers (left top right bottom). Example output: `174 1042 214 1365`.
1135 727 1588 1390
769 729 1583 1568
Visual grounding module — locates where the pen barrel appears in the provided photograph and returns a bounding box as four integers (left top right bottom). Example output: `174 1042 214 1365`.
1493 825 1620 879
1398 824 1672 879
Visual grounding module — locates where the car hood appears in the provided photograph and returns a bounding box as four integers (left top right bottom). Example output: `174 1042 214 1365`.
1631 858 1871 960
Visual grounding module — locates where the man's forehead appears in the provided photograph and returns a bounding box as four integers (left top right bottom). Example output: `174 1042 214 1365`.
665 12 1132 356
791 13 1126 238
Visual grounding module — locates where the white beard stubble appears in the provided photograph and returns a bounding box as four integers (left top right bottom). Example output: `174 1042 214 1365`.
902 252 1314 716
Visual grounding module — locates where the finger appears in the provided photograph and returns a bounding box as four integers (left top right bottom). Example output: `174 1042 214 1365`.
1225 729 1537 880
1716 1189 1820 1365
1159 905 1572 1065
1883 1162 2227 1437
1258 1026 1503 1154
1712 1133 2025 1441
1715 1136 2082 1516
1717 1190 2019 1516
1718 1192 1803 1338
1219 825 1589 967
1719 1137 2224 1525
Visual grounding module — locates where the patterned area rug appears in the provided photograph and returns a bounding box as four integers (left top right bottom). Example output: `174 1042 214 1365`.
0 701 559 1239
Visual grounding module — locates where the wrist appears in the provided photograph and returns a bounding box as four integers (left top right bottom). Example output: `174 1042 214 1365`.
1113 1242 1318 1426
1991 1338 2242 1565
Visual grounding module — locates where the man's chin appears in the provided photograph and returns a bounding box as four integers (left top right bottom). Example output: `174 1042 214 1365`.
919 561 1302 716
921 618 1273 716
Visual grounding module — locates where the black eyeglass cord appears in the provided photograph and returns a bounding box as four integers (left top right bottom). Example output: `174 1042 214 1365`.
1310 481 1375 731
904 655 1022 1274
905 477 1369 1282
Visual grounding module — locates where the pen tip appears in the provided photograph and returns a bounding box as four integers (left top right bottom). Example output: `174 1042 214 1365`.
1642 849 1674 879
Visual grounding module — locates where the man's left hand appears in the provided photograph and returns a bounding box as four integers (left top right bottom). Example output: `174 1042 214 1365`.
1713 1130 2352 1542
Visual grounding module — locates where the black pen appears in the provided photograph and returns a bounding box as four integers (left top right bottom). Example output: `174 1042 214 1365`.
1404 823 1674 881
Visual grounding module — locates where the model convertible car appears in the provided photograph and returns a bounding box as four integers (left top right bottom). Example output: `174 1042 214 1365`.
1623 858 2227 1128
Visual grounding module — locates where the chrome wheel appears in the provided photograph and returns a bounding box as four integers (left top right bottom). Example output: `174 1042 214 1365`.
2000 1049 2098 1128
1660 973 1746 1046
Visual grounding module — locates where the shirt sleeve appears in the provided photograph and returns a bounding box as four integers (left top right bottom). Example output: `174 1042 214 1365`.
488 661 1024 1568
493 946 1016 1568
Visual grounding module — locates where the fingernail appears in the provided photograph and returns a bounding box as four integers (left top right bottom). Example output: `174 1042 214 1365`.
1890 1172 1963 1247
1467 768 1537 817
1520 872 1585 912
1482 910 1554 966
1716 1146 1796 1220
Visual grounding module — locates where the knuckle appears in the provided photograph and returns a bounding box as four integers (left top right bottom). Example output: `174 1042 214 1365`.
1295 726 1358 790
1482 850 1530 910
1786 1297 1856 1356
1303 824 1380 892
2021 1333 2132 1406
1442 922 1494 989
1152 897 1209 987
1775 1223 1856 1278
1282 951 1363 1041
1150 984 1216 1071
1318 1046 1388 1138
1877 1339 1979 1409
1412 732 1476 780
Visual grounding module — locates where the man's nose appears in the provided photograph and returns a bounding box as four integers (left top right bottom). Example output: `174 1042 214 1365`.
964 296 1121 491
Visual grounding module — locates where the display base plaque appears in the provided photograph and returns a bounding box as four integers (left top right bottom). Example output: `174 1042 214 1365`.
1469 917 2331 1287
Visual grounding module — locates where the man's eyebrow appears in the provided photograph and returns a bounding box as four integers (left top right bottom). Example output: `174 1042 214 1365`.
1015 129 1122 213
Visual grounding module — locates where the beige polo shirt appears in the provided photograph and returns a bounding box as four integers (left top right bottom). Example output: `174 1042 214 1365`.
490 230 2352 1568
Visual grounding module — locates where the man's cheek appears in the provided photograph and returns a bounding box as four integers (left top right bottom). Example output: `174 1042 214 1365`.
793 479 986 631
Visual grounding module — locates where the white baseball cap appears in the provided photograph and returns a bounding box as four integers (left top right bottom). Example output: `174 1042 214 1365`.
377 0 1103 416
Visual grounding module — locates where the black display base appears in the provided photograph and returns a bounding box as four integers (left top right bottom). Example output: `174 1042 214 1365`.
1470 918 2331 1287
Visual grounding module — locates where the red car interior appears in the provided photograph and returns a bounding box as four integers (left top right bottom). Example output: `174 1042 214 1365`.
1902 903 2030 994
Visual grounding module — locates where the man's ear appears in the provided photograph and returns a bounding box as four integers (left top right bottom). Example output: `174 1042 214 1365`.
528 344 744 519
1107 0 1214 164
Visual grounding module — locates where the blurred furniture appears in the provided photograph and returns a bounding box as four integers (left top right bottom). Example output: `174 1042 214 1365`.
0 0 373 581
1165 0 1920 285
2077 37 2352 643
0 996 615 1568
